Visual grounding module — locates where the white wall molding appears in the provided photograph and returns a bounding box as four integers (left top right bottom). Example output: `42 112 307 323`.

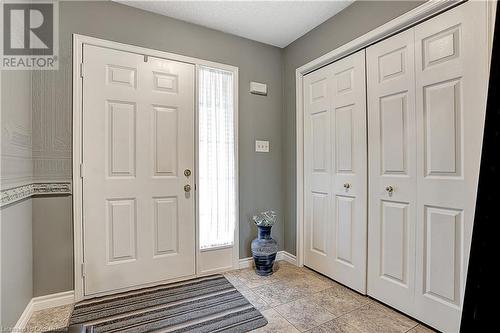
296 0 463 76
1 182 72 208
238 256 254 269
14 291 75 331
238 251 298 269
13 299 33 332
31 290 75 312
279 251 298 266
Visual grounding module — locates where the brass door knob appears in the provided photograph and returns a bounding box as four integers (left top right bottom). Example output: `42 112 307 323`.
184 184 191 192
184 169 191 177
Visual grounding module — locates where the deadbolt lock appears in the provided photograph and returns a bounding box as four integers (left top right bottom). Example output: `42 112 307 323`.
184 169 191 177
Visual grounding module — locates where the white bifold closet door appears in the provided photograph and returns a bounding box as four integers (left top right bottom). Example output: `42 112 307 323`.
304 50 367 293
366 28 417 315
367 2 489 332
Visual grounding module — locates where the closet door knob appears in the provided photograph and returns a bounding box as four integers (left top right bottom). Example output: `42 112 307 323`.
385 185 394 193
343 183 351 189
184 185 191 192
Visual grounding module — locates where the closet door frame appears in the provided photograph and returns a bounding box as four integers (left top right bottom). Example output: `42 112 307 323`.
296 0 495 268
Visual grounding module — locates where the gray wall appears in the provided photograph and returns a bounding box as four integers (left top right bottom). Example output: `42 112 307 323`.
281 1 424 255
43 0 284 273
32 196 73 297
1 68 33 327
0 199 33 328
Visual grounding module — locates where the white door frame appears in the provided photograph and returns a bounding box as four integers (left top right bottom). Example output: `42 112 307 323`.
72 34 239 301
295 0 496 267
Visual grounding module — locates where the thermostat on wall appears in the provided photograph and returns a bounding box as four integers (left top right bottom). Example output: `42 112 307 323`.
250 81 268 96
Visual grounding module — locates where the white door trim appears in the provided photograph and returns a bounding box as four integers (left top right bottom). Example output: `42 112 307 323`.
295 0 496 267
73 34 239 301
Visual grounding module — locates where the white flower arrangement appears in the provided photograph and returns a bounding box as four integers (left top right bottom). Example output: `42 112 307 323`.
251 210 277 227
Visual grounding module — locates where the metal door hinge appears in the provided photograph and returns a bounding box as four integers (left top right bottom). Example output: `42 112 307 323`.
80 163 84 178
81 263 86 278
80 63 84 78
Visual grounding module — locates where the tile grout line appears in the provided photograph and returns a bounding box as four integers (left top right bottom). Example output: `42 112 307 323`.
241 266 373 332
265 284 338 332
404 323 420 332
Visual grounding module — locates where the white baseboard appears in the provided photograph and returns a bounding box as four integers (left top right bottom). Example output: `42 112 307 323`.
31 290 75 312
14 299 33 331
14 290 74 330
239 251 297 269
238 256 254 269
279 251 298 266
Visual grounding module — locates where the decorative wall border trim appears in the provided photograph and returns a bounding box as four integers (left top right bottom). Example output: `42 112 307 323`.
1 182 72 207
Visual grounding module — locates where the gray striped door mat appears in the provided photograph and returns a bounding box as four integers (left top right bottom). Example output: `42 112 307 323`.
68 275 267 333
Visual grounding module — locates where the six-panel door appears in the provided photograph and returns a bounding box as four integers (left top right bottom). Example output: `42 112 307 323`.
82 45 195 295
304 50 367 293
366 28 417 315
414 2 488 331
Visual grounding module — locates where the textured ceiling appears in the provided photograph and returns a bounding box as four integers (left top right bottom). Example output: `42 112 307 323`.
114 1 354 48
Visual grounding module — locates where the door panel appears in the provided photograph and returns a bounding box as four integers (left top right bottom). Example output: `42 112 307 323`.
414 2 488 331
380 201 409 285
83 45 195 296
367 29 417 314
312 192 329 255
304 50 367 293
335 195 354 264
305 68 332 267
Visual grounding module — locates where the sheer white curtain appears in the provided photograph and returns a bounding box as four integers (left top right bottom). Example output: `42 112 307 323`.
198 66 236 249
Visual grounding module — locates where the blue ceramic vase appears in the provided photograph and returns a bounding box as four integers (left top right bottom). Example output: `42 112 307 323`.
251 226 278 276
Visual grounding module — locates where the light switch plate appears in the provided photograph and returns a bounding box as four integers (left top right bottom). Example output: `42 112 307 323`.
255 140 270 152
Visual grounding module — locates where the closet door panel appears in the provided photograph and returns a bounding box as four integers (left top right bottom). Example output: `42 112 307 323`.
367 29 417 314
304 68 334 271
330 50 367 293
304 50 367 293
414 2 489 332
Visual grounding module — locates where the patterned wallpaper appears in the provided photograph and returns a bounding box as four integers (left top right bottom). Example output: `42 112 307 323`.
1 71 33 189
32 58 72 182
1 68 72 207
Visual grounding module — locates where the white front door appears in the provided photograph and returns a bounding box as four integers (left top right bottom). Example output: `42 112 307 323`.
366 29 417 314
304 50 367 293
82 44 195 296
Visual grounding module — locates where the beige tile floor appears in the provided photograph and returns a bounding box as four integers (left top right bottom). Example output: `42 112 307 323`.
25 261 436 333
